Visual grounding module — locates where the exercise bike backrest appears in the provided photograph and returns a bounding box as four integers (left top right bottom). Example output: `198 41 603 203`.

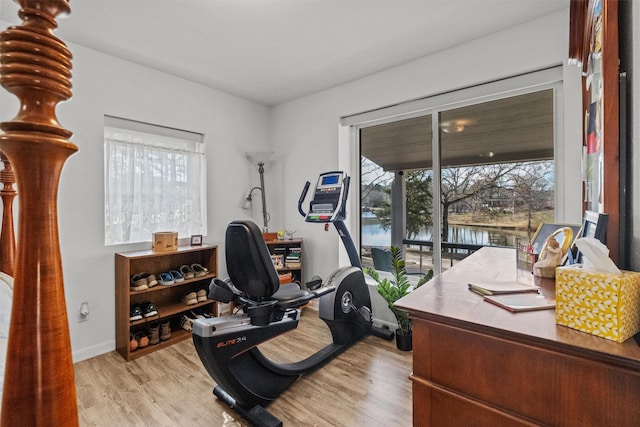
225 220 280 299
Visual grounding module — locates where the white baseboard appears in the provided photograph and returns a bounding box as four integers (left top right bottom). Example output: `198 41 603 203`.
73 339 115 363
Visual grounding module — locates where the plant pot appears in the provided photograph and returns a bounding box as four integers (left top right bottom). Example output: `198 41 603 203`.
395 329 412 351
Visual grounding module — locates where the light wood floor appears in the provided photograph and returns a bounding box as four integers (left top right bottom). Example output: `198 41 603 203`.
75 309 413 426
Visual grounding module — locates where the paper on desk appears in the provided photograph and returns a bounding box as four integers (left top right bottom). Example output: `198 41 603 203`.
574 237 621 274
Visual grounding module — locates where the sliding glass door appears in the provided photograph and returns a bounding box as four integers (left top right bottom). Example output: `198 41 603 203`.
359 87 556 275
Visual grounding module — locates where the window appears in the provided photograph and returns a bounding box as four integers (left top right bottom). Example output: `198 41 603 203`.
104 116 206 245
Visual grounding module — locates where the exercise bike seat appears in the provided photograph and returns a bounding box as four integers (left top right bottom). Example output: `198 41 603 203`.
271 284 307 301
225 220 334 313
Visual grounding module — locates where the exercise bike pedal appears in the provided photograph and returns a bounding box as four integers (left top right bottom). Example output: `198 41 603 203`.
246 406 283 427
305 275 323 290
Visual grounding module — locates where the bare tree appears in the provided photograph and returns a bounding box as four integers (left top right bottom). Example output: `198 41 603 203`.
440 164 517 241
361 157 553 247
508 161 554 238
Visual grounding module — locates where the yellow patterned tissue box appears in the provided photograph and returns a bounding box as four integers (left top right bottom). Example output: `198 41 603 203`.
555 266 640 343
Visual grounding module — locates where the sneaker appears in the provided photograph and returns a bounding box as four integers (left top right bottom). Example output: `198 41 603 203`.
140 272 158 288
141 301 158 318
182 292 198 306
148 324 160 345
130 305 143 321
180 264 195 279
170 270 184 283
130 274 148 291
191 307 214 319
190 309 206 319
158 272 174 286
196 289 208 302
199 310 214 319
160 321 171 341
179 314 194 332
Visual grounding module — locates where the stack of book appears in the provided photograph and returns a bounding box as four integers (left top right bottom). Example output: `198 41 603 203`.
285 247 301 269
468 281 555 313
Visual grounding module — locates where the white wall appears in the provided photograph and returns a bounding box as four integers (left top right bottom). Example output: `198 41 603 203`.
0 19 271 361
270 10 580 322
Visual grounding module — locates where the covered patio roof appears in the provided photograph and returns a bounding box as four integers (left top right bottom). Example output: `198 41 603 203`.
360 89 554 171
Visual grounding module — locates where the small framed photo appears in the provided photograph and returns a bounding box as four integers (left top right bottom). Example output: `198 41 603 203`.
270 254 284 268
190 234 203 246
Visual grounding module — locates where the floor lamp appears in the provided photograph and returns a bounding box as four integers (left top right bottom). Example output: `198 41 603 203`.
244 151 274 232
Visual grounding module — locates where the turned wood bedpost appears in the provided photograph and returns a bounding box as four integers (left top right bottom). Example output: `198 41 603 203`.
0 153 16 277
0 1 79 425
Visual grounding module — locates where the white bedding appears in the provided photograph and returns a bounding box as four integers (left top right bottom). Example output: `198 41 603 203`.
0 271 13 403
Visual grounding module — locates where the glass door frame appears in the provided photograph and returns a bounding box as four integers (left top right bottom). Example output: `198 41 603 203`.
342 67 566 275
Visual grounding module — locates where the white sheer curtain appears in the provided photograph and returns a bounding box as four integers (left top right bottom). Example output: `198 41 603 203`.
104 122 206 245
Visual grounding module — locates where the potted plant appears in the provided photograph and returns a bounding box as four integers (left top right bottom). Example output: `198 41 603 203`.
364 246 432 351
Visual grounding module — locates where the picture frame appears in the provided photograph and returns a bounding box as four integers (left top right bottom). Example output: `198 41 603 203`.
530 223 582 264
567 211 608 264
190 234 203 246
580 210 608 242
270 254 284 268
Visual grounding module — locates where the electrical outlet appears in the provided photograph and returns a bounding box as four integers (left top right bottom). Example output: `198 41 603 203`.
79 302 89 322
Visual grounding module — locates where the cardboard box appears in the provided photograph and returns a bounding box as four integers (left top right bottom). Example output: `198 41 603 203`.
262 232 278 241
555 265 640 343
152 231 178 252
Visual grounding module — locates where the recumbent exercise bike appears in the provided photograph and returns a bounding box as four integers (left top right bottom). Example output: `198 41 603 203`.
193 171 387 426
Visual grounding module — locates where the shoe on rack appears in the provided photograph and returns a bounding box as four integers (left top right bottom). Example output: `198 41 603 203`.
191 307 214 319
196 289 208 303
180 264 195 280
170 270 184 283
182 291 198 306
130 274 148 291
130 305 143 322
140 272 158 287
141 301 159 318
179 314 195 332
135 331 149 348
148 324 160 345
191 263 209 278
190 309 205 319
130 332 138 352
199 309 214 318
160 321 171 341
158 272 174 286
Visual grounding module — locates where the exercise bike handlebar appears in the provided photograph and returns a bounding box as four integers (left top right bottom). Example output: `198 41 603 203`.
298 181 311 217
341 175 350 215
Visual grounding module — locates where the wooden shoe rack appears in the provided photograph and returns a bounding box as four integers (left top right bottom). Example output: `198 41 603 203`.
115 244 217 361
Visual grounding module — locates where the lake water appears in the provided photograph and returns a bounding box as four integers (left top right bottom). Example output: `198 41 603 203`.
361 216 523 248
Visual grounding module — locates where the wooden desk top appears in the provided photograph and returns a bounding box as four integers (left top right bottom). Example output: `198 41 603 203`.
396 246 640 371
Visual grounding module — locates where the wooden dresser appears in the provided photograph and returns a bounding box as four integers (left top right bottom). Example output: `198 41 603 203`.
396 247 640 426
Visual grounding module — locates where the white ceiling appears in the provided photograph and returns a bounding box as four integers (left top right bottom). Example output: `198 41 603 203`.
0 0 568 106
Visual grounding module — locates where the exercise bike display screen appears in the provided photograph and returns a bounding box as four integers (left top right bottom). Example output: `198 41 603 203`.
320 174 339 186
306 172 346 223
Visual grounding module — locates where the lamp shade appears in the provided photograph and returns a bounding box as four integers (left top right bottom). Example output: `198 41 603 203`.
246 151 274 165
